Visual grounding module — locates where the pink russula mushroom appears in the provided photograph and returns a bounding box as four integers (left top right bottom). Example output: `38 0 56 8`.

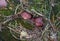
35 17 43 27
35 17 43 23
21 12 31 20
0 0 7 7
35 22 43 27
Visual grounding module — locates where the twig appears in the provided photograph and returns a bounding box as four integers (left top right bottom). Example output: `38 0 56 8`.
14 4 22 14
10 30 20 40
7 26 19 34
2 18 12 24
31 9 44 16
42 24 50 36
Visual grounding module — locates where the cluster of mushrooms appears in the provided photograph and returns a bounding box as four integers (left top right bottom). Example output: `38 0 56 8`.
20 11 44 27
0 0 44 27
0 0 44 40
17 10 45 40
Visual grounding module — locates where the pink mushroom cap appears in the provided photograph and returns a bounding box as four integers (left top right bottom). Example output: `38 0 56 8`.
21 12 31 20
0 0 7 7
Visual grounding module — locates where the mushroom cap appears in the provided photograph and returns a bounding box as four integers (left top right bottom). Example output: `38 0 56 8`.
34 17 43 27
21 12 31 20
0 0 7 7
35 22 43 27
35 17 43 23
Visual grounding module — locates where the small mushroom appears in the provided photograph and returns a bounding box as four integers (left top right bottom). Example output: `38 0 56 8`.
0 0 7 7
21 11 31 20
34 17 43 27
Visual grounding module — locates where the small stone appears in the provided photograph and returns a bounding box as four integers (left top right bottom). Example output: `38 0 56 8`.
20 31 28 37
